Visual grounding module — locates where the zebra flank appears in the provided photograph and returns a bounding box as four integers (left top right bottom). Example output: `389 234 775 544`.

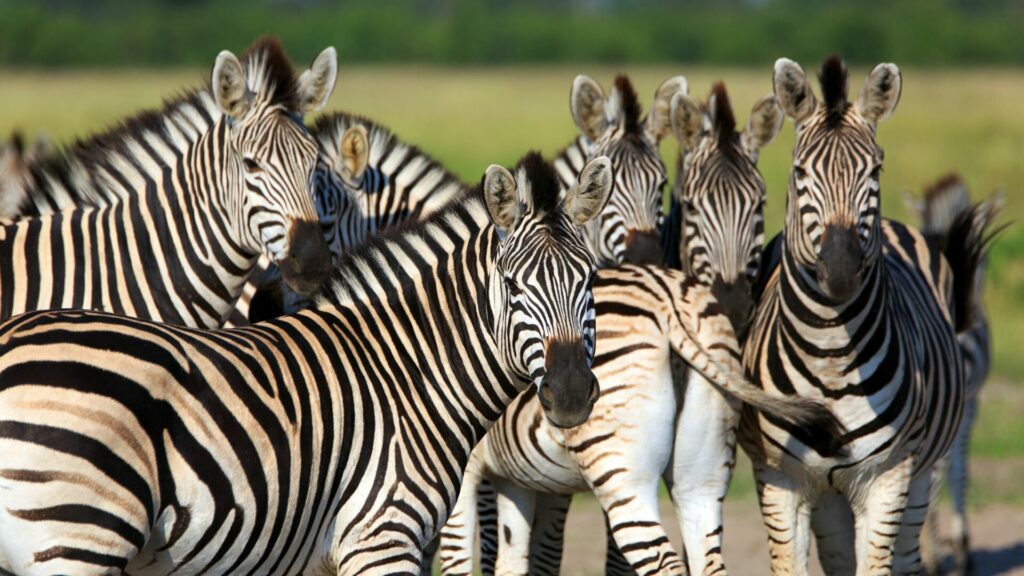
0 151 610 575
0 37 338 328
740 55 988 575
555 73 688 266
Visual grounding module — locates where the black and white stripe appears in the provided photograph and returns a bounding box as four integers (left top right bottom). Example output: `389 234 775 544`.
554 74 688 266
0 152 611 576
740 56 990 575
0 38 336 328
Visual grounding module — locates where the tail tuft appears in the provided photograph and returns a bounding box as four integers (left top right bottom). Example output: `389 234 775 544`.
942 197 1006 333
793 398 848 458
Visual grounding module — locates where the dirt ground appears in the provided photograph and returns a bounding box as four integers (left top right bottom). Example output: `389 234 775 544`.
559 495 1024 575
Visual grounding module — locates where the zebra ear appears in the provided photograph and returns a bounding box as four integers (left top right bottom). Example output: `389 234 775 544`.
339 125 369 185
483 164 521 232
855 63 901 127
901 189 924 221
564 156 612 226
571 75 608 141
646 75 688 142
297 46 339 115
773 58 817 124
212 50 252 120
740 95 784 163
670 92 704 151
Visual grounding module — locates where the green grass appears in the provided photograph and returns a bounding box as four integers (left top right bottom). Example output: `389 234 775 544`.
1 66 1022 462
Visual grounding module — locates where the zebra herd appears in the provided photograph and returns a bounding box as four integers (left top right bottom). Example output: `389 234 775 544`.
0 37 1003 576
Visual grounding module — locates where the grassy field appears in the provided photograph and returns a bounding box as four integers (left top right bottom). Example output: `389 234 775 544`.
1 65 1022 471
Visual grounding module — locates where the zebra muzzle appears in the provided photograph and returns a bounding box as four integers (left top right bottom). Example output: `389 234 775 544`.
622 229 664 266
280 219 333 296
538 338 600 429
816 223 864 303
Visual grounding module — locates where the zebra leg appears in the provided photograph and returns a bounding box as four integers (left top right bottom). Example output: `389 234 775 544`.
421 536 439 576
664 371 738 576
949 397 977 576
493 480 537 576
439 459 484 575
850 458 914 576
810 493 855 576
526 493 572 575
597 476 686 575
893 468 934 575
754 468 812 576
604 512 638 575
920 460 947 576
479 479 499 576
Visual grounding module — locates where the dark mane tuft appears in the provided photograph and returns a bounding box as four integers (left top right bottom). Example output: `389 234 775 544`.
8 131 25 154
613 74 644 136
818 54 849 128
710 82 738 156
240 36 301 110
923 173 966 205
517 151 561 217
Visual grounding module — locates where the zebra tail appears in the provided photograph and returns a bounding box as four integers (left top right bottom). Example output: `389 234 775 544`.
675 319 848 457
942 196 1006 334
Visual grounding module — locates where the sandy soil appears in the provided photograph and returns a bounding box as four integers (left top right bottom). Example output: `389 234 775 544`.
558 496 1024 575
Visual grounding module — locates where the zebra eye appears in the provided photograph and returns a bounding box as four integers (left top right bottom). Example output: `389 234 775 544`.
243 158 262 174
504 275 523 297
870 165 882 180
793 166 808 180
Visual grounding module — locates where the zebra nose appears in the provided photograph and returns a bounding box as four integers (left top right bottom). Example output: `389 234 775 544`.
816 224 863 303
622 230 663 265
538 338 598 429
281 220 333 296
710 276 754 341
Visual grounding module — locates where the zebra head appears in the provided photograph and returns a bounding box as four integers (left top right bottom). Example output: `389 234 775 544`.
310 122 371 259
211 38 337 296
670 83 783 338
775 55 902 304
483 152 612 428
569 74 688 266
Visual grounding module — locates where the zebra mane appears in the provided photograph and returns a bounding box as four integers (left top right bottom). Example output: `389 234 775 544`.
709 82 738 158
818 54 849 128
514 151 561 222
20 37 307 213
613 75 644 136
922 173 968 208
239 36 302 110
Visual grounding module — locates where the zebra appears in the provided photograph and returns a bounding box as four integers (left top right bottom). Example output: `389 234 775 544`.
0 131 51 220
906 175 1003 576
248 111 471 320
0 37 336 328
555 73 688 266
0 151 612 576
739 55 994 575
438 264 842 576
440 83 787 576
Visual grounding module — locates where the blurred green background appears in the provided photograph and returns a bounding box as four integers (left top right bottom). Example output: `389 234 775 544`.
0 0 1021 512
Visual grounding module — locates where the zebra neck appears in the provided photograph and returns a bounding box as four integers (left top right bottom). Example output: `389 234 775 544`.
315 195 528 445
25 90 222 216
312 112 467 235
778 239 887 348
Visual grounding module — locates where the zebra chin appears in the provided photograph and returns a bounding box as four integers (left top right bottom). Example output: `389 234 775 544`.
815 223 864 303
536 338 600 428
279 219 333 296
